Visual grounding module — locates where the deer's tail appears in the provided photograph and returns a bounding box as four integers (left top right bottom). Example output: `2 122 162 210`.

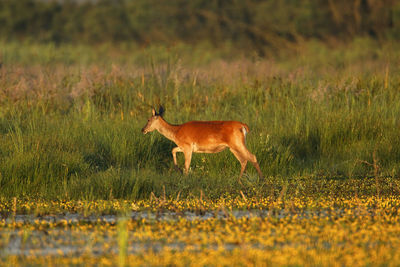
241 123 250 142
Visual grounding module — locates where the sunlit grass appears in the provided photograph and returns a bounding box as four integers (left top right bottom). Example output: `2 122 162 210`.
0 39 399 201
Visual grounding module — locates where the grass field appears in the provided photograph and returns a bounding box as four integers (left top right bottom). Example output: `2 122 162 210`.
1 39 399 200
1 39 400 265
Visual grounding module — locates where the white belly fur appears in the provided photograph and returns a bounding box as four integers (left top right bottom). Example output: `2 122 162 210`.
192 143 228 153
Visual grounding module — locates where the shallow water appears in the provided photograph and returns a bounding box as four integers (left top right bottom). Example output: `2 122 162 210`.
0 207 380 257
1 208 352 225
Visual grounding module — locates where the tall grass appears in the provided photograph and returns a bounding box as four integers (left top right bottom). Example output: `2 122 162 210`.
0 39 399 200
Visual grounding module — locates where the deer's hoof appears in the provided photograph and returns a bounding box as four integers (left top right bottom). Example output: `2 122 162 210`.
174 165 183 174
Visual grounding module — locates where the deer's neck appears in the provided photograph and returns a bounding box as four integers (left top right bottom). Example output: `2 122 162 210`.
157 118 179 143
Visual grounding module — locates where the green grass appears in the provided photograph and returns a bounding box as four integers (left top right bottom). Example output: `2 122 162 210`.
0 39 399 200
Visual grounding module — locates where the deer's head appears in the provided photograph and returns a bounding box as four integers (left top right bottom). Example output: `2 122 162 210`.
141 106 165 134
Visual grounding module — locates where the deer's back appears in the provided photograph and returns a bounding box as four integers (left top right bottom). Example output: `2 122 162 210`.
175 120 246 146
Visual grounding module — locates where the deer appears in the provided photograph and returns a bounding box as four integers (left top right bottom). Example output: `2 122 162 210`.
141 106 264 181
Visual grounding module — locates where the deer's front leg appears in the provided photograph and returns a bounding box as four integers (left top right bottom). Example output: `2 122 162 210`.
172 147 183 173
183 148 193 175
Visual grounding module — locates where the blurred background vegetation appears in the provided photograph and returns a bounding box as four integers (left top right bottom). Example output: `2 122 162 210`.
0 0 399 55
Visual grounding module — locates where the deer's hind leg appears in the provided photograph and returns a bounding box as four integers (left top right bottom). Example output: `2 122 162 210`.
245 149 263 179
230 148 248 180
232 143 264 179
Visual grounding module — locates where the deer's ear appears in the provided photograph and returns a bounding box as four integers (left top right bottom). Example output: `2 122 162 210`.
159 106 165 117
152 108 156 116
